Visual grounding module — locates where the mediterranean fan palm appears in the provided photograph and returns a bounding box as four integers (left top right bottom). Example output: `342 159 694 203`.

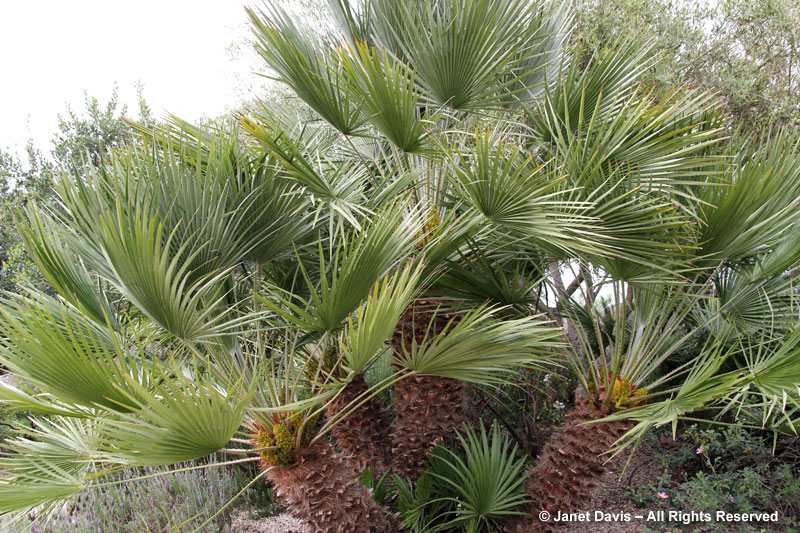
2 0 800 532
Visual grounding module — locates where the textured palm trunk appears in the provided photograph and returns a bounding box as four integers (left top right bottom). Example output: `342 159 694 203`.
389 302 467 482
325 373 393 475
389 373 467 481
262 441 400 533
504 402 634 531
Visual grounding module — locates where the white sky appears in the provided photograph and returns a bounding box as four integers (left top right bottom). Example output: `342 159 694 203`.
0 0 265 158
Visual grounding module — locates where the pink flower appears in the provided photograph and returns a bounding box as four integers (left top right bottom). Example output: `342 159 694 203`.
696 447 704 454
658 492 669 500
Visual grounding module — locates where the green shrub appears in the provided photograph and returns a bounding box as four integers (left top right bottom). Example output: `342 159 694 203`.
626 426 800 531
26 459 279 532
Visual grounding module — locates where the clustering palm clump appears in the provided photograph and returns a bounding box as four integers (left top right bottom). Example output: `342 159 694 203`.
1 0 799 531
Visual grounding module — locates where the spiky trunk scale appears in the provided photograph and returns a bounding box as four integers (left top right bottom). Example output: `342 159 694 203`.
390 373 467 481
262 442 400 533
389 301 467 482
325 373 393 475
504 402 634 531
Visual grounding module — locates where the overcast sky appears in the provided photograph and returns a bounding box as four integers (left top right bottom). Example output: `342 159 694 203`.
0 1 263 157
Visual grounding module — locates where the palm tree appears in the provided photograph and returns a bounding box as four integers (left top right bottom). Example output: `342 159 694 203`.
3 1 800 532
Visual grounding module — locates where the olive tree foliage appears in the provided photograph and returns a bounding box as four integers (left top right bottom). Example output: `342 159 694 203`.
0 143 55 292
0 85 154 293
573 0 800 137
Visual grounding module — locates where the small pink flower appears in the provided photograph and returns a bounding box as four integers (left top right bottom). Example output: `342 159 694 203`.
696 447 704 454
658 492 669 500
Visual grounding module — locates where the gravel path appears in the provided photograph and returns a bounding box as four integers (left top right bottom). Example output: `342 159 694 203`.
230 511 310 533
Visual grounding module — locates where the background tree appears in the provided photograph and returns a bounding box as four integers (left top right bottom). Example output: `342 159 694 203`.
573 0 800 137
0 85 154 294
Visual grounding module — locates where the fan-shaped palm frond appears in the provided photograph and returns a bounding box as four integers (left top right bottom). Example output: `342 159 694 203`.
339 41 429 153
504 0 573 101
562 281 709 409
19 207 118 328
529 38 658 142
95 360 256 465
697 132 800 263
0 417 96 516
435 240 545 312
0 293 137 411
260 200 422 336
602 337 744 454
247 3 365 135
240 113 370 229
393 305 560 383
341 260 425 372
370 0 554 110
447 130 596 256
433 422 530 533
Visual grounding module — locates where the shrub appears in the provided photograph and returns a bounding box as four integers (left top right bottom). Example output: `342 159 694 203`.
25 459 279 532
627 426 800 531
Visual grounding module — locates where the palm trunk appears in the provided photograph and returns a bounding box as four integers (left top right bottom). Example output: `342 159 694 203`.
389 373 467 481
262 441 400 533
325 373 393 475
504 402 634 531
389 301 467 482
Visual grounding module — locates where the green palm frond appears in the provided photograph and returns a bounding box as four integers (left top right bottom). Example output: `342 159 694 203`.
504 0 573 100
91 208 239 343
261 200 422 335
371 0 554 110
248 3 365 135
0 293 138 412
415 206 484 278
19 207 117 329
738 327 800 400
544 88 724 197
135 118 319 266
339 41 429 153
748 228 800 281
436 240 545 312
0 417 99 480
447 130 595 256
394 305 560 383
327 0 372 45
0 417 99 516
700 265 797 335
341 260 425 372
697 132 800 263
531 62 724 277
573 168 698 283
240 113 369 229
434 422 530 532
95 359 256 465
529 38 657 142
602 338 744 454
0 381 88 417
53 151 259 344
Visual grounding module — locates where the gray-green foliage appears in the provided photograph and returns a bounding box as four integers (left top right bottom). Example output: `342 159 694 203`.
394 422 529 533
26 460 266 532
0 85 152 294
572 0 800 137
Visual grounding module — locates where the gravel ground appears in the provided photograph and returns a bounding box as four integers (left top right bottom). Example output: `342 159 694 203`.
230 511 311 533
566 440 670 533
